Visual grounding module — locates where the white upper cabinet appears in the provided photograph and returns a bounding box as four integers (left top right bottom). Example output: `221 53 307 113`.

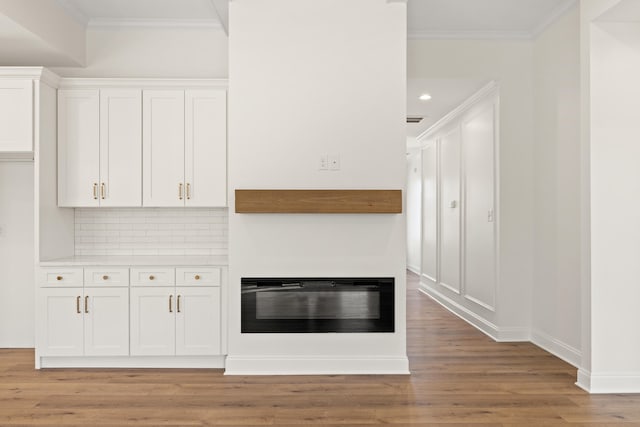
0 79 33 152
58 90 100 207
185 90 227 207
58 89 142 207
143 90 185 207
144 89 227 207
100 89 142 207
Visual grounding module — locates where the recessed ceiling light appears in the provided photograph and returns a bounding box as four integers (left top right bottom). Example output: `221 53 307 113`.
419 93 432 101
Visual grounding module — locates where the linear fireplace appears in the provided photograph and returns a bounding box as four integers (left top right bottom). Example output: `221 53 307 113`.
241 277 394 333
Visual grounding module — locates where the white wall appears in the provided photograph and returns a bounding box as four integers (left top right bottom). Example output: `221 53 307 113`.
227 0 408 374
53 27 228 78
586 17 640 392
531 6 582 366
409 39 534 335
0 161 34 347
406 149 421 274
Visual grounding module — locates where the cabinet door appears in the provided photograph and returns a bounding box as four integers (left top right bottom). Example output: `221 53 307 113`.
39 288 83 356
0 79 33 152
84 287 129 356
184 90 227 207
130 287 175 356
143 90 185 207
175 286 220 356
58 90 100 207
439 127 461 294
100 89 142 207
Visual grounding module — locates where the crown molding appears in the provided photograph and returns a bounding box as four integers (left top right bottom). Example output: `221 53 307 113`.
0 67 61 87
531 0 578 39
408 29 532 41
87 18 223 29
58 78 228 90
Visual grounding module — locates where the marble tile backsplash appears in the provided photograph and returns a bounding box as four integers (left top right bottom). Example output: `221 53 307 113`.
74 208 228 256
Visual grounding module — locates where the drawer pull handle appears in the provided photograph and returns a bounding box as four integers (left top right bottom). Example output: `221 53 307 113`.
149 275 155 281
169 295 173 313
93 183 98 200
84 296 89 314
56 276 63 281
177 295 181 313
102 275 109 280
76 296 81 314
194 275 200 280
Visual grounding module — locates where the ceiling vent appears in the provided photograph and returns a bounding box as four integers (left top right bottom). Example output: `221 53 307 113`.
406 116 423 124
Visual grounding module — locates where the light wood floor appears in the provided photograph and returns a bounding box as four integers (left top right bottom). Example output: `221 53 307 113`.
2 272 640 426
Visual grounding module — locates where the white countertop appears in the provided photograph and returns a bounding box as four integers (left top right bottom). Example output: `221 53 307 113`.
39 255 228 267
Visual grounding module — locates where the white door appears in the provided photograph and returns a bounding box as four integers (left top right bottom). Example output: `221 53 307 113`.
439 127 461 294
39 288 83 356
58 90 100 207
185 90 227 207
100 89 142 207
143 90 185 207
0 79 33 152
84 287 129 356
130 287 175 356
175 286 220 356
462 105 496 310
421 142 438 284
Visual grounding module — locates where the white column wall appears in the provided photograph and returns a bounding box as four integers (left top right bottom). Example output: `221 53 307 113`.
531 5 582 367
226 0 408 374
585 16 640 392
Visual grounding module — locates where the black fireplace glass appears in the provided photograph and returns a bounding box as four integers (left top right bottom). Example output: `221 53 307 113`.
241 278 394 333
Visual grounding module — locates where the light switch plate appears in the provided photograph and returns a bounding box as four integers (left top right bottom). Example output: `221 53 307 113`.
329 155 340 170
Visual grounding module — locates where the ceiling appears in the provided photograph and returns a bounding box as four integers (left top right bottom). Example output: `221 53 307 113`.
6 0 575 141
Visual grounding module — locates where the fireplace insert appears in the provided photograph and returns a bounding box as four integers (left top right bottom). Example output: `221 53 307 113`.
241 277 394 333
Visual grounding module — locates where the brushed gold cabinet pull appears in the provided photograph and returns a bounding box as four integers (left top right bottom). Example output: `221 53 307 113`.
84 296 89 314
149 275 155 281
186 183 191 200
194 275 200 281
177 295 181 313
178 183 183 200
56 276 62 281
102 275 109 280
93 183 98 200
76 296 81 314
100 183 106 200
169 295 173 313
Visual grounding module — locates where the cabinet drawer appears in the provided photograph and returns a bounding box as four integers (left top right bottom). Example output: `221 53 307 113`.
40 268 83 287
130 267 175 287
176 268 221 286
84 267 129 287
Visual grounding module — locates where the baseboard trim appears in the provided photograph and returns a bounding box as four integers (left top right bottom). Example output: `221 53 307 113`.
531 329 581 368
407 265 420 276
576 369 640 393
419 282 528 342
38 355 226 369
224 355 410 375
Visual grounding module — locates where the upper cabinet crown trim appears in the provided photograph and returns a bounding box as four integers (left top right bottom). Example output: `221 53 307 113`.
58 78 228 90
0 67 61 88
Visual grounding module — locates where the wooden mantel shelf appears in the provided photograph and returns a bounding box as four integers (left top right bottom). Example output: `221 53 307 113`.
235 190 402 214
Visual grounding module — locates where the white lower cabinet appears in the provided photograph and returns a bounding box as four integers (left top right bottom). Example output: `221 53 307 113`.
130 270 221 357
39 287 128 357
38 266 224 367
176 287 221 356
